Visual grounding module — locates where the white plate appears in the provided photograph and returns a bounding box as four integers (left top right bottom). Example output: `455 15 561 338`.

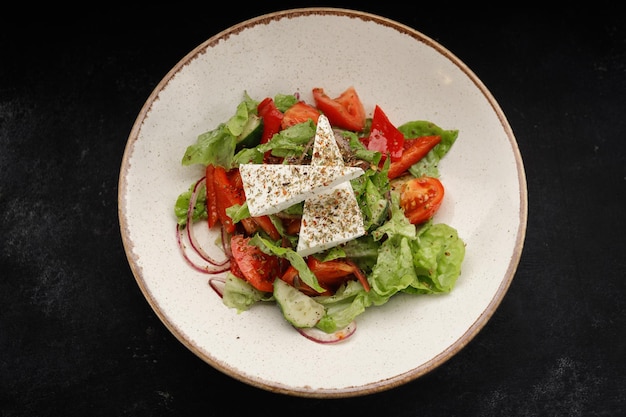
118 8 527 398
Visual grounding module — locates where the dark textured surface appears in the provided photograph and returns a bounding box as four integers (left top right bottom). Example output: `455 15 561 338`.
2 5 625 416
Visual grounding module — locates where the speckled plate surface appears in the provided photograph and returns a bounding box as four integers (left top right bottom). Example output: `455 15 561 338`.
118 8 527 398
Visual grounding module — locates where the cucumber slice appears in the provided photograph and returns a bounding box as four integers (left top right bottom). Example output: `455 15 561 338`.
236 114 263 150
273 279 325 328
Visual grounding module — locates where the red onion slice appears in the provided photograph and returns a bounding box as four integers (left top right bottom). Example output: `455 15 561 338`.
186 177 229 267
209 277 226 297
176 224 230 274
296 321 357 344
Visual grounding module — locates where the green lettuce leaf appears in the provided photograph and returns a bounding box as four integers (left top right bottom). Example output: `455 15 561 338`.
256 120 316 158
397 120 459 177
405 223 466 294
249 235 325 293
174 182 207 226
222 273 271 312
369 235 417 298
314 280 370 332
181 92 259 168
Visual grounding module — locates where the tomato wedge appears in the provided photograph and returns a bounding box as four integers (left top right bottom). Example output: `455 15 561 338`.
212 166 240 233
230 234 281 292
281 101 320 129
205 164 219 228
212 167 256 234
312 86 366 132
362 105 405 163
281 257 369 296
257 97 283 144
399 176 445 224
387 135 441 180
307 257 354 287
284 218 301 235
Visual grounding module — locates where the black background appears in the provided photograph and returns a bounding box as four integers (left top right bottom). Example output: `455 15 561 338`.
2 4 625 416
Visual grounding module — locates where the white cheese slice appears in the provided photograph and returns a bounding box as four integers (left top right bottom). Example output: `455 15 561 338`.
239 163 363 216
239 114 366 256
309 112 344 167
297 183 365 256
296 115 366 256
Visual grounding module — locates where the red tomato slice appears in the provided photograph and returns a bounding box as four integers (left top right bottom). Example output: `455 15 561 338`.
257 97 283 144
212 167 257 234
363 105 405 162
230 234 281 292
307 257 354 285
212 166 239 233
312 86 366 132
284 218 301 235
205 164 219 228
281 101 320 129
229 253 245 279
387 135 441 180
399 176 445 224
280 257 368 296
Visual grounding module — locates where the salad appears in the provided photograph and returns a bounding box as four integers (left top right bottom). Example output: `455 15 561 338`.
174 86 465 343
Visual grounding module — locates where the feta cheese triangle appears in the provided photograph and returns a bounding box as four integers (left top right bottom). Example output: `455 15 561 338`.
239 114 366 256
296 115 366 256
239 164 363 216
297 183 366 256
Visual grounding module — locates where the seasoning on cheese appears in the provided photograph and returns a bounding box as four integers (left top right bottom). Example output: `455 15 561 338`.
239 114 366 256
239 164 363 217
296 115 366 256
296 183 365 256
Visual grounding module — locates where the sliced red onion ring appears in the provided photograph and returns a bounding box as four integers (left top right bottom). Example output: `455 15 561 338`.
221 226 232 259
175 175 232 274
296 321 357 344
209 277 226 297
186 177 229 267
176 224 230 274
